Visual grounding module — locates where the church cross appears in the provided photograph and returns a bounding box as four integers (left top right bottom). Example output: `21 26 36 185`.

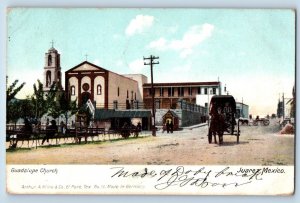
85 54 88 61
51 40 54 48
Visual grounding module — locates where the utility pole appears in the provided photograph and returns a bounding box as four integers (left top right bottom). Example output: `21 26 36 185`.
144 55 159 136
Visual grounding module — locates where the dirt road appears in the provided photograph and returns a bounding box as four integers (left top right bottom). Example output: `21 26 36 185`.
6 119 294 165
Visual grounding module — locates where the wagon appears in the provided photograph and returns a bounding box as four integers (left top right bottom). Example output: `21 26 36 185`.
208 95 240 144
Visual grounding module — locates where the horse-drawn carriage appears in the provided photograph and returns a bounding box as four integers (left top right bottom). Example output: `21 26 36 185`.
208 95 240 145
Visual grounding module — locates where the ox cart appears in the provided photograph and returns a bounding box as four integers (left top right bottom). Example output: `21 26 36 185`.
208 95 241 145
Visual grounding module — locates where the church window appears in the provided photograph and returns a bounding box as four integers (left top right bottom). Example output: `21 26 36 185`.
46 71 51 87
117 87 120 97
82 83 90 92
48 55 52 66
127 90 129 98
97 85 102 95
135 92 136 100
57 71 61 83
71 86 75 95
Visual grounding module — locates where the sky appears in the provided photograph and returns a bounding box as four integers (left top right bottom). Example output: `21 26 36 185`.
6 8 295 116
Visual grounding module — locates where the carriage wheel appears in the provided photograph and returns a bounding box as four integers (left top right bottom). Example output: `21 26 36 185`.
253 121 258 126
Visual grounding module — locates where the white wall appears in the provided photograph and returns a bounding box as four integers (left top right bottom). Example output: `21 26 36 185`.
94 76 105 108
196 87 219 107
68 76 78 102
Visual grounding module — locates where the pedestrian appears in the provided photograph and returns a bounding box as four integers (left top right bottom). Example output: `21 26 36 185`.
166 120 170 133
170 120 174 133
60 121 67 135
42 120 58 145
162 123 166 133
11 118 33 148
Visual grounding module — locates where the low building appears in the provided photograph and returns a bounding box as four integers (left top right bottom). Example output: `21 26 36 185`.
143 82 220 128
143 81 221 109
236 102 249 119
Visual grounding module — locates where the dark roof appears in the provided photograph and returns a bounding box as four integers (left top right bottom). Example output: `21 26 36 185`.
94 109 151 120
143 81 220 87
163 110 179 118
210 95 236 109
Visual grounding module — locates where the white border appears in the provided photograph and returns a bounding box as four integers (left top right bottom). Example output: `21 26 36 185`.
1 0 299 203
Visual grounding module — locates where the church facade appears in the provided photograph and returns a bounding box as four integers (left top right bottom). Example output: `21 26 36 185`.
65 61 144 109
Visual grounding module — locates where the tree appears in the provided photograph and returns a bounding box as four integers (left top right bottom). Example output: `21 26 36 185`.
46 83 61 120
58 91 78 129
32 80 48 121
6 79 25 103
6 79 26 126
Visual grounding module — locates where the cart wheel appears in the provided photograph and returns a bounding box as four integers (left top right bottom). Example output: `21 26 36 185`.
253 121 258 126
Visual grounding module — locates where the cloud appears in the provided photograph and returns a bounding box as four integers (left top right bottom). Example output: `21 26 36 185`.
128 59 145 73
125 15 154 36
148 23 214 58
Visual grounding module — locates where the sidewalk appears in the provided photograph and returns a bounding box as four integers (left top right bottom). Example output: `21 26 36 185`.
181 122 208 130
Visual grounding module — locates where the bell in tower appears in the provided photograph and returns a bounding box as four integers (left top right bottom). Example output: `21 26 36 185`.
43 41 62 92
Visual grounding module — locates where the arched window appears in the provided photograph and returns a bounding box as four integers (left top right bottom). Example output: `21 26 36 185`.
117 87 120 97
57 71 61 83
97 85 102 95
46 70 51 87
71 86 75 95
48 55 52 66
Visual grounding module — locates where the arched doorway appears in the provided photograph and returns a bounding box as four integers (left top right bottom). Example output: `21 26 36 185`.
81 92 91 105
162 110 179 131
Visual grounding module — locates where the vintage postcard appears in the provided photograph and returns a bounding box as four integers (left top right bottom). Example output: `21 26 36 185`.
6 8 295 195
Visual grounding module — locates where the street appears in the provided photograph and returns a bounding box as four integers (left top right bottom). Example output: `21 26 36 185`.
6 119 294 165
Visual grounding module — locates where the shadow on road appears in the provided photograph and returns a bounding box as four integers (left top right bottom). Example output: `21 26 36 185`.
215 141 249 147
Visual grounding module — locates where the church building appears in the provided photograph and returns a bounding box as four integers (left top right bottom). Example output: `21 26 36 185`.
65 60 145 109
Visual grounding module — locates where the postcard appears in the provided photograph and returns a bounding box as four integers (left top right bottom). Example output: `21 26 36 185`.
6 8 295 195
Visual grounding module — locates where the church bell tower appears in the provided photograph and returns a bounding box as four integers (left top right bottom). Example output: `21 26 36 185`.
43 42 62 92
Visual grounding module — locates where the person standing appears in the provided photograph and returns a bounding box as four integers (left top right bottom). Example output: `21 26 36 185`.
170 120 174 133
166 120 170 133
42 120 58 145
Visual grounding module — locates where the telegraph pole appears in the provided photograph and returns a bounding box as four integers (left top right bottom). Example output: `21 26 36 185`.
144 55 159 136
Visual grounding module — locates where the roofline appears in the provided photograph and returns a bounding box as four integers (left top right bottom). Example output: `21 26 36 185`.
65 61 138 84
143 81 220 87
65 61 109 73
236 102 249 107
122 73 148 78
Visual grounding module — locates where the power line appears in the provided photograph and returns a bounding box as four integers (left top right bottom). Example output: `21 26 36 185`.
143 55 159 137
